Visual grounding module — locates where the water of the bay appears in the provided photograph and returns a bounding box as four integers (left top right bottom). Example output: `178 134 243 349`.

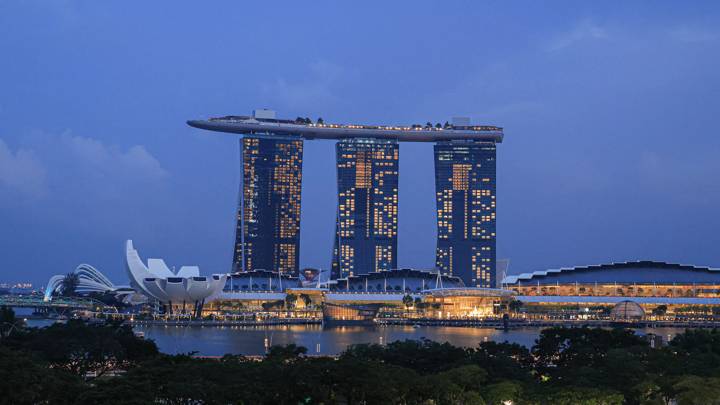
132 324 689 356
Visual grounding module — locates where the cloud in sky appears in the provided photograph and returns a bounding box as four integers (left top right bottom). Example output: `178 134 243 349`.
0 131 168 217
261 60 346 111
545 20 608 52
61 134 168 183
0 138 47 197
669 25 719 43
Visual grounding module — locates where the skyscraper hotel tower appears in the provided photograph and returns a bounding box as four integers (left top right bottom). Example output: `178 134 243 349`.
188 111 503 287
332 139 399 278
234 134 303 275
434 140 496 287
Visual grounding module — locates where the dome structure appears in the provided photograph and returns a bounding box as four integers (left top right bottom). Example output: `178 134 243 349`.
44 264 121 301
611 300 645 319
125 240 227 306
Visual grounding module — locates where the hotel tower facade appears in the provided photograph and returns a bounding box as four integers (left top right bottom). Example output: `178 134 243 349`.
434 141 497 287
331 139 399 279
233 135 303 276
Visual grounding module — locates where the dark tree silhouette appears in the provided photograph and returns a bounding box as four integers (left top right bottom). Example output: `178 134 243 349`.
60 272 80 297
402 294 414 308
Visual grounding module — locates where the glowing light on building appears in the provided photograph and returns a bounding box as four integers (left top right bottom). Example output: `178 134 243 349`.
434 141 497 287
332 139 399 278
234 136 303 276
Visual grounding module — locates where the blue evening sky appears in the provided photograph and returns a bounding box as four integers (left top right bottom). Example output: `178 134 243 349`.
1 1 719 286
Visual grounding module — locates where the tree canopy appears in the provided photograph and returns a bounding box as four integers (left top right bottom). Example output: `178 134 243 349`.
4 321 720 404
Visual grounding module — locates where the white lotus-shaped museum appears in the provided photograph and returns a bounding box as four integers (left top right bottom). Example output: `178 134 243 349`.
125 240 227 306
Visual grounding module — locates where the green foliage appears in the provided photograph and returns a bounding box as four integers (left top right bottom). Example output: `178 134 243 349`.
402 293 414 308
3 319 158 379
284 293 297 309
343 339 471 374
533 327 648 371
541 386 624 405
652 304 668 316
0 305 21 337
60 272 80 297
0 346 84 405
261 299 285 311
0 305 15 324
299 293 312 307
508 299 523 313
667 328 720 376
673 376 720 405
482 380 522 404
8 322 720 404
266 343 307 362
674 305 714 314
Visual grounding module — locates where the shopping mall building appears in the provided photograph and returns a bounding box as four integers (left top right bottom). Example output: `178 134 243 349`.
502 261 720 317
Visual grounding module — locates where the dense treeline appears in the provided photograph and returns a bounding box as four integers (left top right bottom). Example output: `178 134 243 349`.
3 309 720 404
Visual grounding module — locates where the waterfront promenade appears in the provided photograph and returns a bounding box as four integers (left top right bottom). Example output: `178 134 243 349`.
125 315 720 330
130 317 320 327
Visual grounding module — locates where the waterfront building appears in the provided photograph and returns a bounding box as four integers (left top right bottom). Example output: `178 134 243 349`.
202 267 513 320
330 268 464 293
125 240 227 315
422 287 514 318
434 140 497 288
225 270 301 292
322 302 380 326
332 139 399 278
234 133 303 275
188 112 503 279
502 261 720 298
502 261 720 316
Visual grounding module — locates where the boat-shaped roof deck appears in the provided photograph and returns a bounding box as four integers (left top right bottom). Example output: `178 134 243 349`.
187 116 504 143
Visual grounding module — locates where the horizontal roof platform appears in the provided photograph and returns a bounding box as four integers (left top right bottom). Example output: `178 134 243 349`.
187 116 503 143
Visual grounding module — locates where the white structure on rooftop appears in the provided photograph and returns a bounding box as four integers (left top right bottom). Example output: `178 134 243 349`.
125 240 226 310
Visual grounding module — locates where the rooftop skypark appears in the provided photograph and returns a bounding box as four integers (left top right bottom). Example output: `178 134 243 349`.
187 109 504 143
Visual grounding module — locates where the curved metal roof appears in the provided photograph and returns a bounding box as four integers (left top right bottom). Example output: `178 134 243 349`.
340 268 463 282
502 261 720 285
518 295 720 305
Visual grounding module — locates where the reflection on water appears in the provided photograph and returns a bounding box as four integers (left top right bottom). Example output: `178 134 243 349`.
12 307 690 356
132 324 690 356
12 308 62 329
